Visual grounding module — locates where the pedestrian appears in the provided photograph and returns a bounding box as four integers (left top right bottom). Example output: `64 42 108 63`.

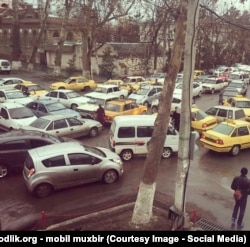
172 106 180 131
231 167 250 229
218 89 224 105
95 104 106 126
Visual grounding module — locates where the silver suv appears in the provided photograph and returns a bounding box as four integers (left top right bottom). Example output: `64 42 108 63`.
0 129 78 178
23 142 124 198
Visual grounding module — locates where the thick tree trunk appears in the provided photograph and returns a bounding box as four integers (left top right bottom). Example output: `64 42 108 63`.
131 0 188 227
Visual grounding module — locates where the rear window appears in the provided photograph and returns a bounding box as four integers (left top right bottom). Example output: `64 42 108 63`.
212 124 234 135
235 110 245 119
24 154 35 170
1 61 10 66
42 155 66 167
0 140 27 150
118 127 135 138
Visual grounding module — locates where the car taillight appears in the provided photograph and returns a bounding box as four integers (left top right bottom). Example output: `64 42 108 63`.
28 168 35 178
112 140 116 147
216 139 224 145
202 123 208 128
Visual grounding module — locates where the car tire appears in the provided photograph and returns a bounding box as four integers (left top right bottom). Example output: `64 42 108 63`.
83 86 90 92
71 104 78 110
58 87 65 90
120 149 133 161
143 101 149 107
89 127 98 137
120 95 125 99
142 110 147 114
0 165 8 178
102 169 118 184
34 183 53 198
230 145 240 156
151 106 158 114
162 147 173 159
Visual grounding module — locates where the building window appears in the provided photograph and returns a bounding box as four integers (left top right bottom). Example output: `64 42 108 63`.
66 32 73 41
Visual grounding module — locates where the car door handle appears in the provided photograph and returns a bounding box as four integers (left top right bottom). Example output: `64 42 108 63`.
56 131 59 133
70 128 74 131
73 168 78 171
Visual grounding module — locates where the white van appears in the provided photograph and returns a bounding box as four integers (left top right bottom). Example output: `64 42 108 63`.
0 59 11 74
109 115 179 161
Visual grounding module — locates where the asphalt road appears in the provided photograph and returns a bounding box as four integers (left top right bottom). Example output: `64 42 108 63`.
0 69 250 231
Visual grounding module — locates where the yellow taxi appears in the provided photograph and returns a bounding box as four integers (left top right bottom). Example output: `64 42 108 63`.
200 119 250 156
14 82 48 99
50 76 97 91
191 107 218 134
223 95 250 117
104 79 133 94
193 70 206 80
104 99 148 123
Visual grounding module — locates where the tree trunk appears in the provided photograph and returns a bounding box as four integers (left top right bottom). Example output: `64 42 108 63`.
81 35 91 79
131 0 188 227
27 0 51 71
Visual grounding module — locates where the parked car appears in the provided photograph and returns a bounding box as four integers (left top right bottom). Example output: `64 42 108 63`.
92 84 129 99
228 72 250 85
104 79 134 94
200 119 250 156
205 105 247 123
22 114 103 138
201 78 227 94
0 77 26 90
218 86 239 105
104 99 148 123
76 92 119 119
223 95 250 117
23 142 124 198
0 59 11 74
128 85 163 107
50 76 97 91
0 102 37 131
0 89 33 105
41 89 90 110
174 82 203 98
0 129 80 178
25 99 81 119
227 80 247 96
14 82 48 99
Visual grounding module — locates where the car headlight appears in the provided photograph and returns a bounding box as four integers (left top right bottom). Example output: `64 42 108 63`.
111 158 122 165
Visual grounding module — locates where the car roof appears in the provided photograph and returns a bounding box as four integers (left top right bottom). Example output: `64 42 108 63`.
29 142 83 158
0 129 59 142
0 77 24 81
30 99 59 104
0 102 24 108
49 89 75 93
228 95 250 101
220 119 250 127
34 114 71 121
209 105 243 110
0 89 22 93
113 115 157 124
106 99 134 105
85 92 119 99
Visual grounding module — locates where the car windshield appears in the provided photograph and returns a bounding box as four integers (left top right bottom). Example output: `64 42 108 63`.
105 103 120 112
95 87 107 93
133 88 148 95
229 83 242 88
6 91 27 99
211 124 234 136
9 107 34 119
30 118 50 129
82 144 105 157
235 101 250 108
27 85 44 91
192 109 208 120
203 79 216 84
66 91 81 98
47 102 66 112
229 74 240 80
223 91 238 97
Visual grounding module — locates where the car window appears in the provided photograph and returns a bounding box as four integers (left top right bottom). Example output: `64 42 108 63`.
67 118 82 126
27 102 38 110
42 155 66 167
38 104 47 113
137 126 154 137
217 109 227 118
118 127 135 138
59 92 67 99
53 119 68 129
0 108 9 119
68 153 99 165
235 110 245 119
49 91 58 98
238 126 249 136
0 140 27 150
205 108 217 116
29 139 51 148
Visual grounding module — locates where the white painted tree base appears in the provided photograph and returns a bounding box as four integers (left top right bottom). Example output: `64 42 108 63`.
11 61 22 70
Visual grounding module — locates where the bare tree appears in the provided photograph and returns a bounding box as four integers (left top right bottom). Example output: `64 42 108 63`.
131 0 188 226
27 0 51 71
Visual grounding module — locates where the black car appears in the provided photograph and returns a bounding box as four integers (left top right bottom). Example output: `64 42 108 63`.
0 129 79 178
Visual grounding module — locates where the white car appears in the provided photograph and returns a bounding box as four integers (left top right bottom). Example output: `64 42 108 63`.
201 78 227 94
22 114 103 138
0 89 33 105
91 84 129 99
0 102 37 131
0 77 25 90
41 89 90 110
174 82 202 98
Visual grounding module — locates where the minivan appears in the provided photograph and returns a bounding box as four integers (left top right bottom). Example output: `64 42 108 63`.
0 59 11 74
109 115 179 161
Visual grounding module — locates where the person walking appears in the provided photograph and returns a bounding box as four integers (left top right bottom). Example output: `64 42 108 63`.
95 104 106 126
231 167 250 229
172 106 181 131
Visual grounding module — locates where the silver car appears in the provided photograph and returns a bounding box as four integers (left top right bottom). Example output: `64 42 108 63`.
23 142 124 198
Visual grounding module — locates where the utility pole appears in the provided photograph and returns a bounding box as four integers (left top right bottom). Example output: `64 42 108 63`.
172 0 200 230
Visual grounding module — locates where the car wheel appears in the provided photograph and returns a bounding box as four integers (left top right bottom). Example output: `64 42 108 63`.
143 101 149 107
83 86 90 92
0 165 8 178
120 149 133 161
71 104 78 110
230 145 240 156
58 87 65 90
34 183 53 198
103 169 118 184
89 127 98 137
151 106 158 114
211 89 215 94
120 95 125 99
162 147 173 159
142 110 147 115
